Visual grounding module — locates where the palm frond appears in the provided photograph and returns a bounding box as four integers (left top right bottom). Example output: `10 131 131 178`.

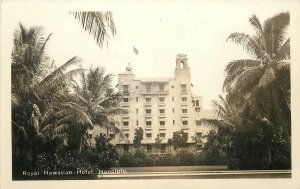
61 102 93 129
72 12 116 48
232 66 264 92
54 123 69 135
223 59 261 91
258 67 276 88
40 124 54 133
38 56 81 86
276 38 290 61
11 93 20 108
275 60 290 73
34 133 47 144
263 12 290 54
249 14 263 37
35 68 85 97
227 32 265 58
200 118 229 129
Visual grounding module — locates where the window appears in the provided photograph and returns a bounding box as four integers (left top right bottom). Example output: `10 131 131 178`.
123 98 129 102
159 97 165 103
182 97 187 102
146 83 151 92
89 134 93 139
182 109 187 114
159 109 165 115
136 120 139 126
125 133 129 138
146 98 151 104
136 86 139 89
173 120 175 125
136 109 139 114
146 121 152 127
192 100 195 106
136 97 139 102
109 134 115 139
172 97 174 101
172 108 175 113
181 84 187 93
160 144 166 153
123 109 129 115
123 121 129 126
196 120 201 126
196 132 202 138
171 85 174 88
146 109 151 115
196 100 199 106
146 133 152 138
159 84 165 91
146 145 152 153
123 145 129 152
183 133 188 139
123 85 129 93
160 121 165 127
182 121 188 126
159 133 166 138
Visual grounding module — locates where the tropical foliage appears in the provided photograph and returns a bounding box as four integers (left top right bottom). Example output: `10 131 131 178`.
72 12 116 48
202 12 291 169
133 127 144 148
72 66 124 135
168 130 188 150
12 12 121 178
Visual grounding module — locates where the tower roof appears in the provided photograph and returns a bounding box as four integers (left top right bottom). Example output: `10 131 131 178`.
126 63 132 73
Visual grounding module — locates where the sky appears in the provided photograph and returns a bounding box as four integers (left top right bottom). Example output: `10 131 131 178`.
1 1 292 109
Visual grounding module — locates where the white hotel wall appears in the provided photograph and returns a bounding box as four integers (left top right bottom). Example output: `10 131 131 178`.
89 54 217 152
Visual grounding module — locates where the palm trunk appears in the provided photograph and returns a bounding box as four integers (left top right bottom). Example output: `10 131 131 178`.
271 85 290 145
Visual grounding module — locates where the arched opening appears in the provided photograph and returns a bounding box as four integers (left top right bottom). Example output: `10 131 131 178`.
196 100 199 107
180 61 184 69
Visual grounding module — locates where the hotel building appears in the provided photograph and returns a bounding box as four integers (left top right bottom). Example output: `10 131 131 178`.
90 54 216 154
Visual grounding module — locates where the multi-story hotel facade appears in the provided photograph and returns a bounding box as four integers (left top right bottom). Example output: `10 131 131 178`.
90 54 216 154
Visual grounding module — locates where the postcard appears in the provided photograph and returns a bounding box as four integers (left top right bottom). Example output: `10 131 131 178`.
1 1 300 189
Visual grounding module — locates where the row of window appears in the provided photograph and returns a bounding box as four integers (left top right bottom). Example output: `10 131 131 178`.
130 108 188 115
123 96 188 103
123 120 188 127
122 132 168 140
123 83 187 93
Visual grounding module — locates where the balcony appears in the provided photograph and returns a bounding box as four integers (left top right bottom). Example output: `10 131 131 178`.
182 126 189 130
122 102 129 107
145 126 153 130
145 113 152 118
122 114 130 118
181 113 188 118
141 90 169 95
158 113 165 118
181 90 188 95
159 126 166 130
181 101 188 106
122 127 130 131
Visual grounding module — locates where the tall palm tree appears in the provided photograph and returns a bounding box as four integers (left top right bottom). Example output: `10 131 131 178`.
72 67 125 136
224 12 290 139
11 23 89 168
72 12 116 48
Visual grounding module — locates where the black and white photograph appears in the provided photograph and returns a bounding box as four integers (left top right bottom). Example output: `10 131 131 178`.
1 1 300 189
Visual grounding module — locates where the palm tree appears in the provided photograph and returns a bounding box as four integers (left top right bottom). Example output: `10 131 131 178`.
71 12 116 48
72 67 125 136
11 23 89 169
224 12 290 139
40 91 93 151
11 23 51 93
